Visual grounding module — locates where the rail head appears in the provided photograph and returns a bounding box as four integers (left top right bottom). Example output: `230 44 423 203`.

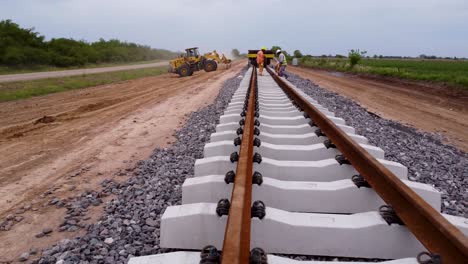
221 66 257 264
265 66 468 263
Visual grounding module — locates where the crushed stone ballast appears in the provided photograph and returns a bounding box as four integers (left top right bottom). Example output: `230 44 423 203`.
129 66 468 264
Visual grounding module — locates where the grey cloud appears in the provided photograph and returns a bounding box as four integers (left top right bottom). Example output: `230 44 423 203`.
1 0 467 57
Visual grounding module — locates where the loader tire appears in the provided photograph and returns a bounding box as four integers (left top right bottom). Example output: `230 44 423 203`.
204 60 217 72
178 64 192 77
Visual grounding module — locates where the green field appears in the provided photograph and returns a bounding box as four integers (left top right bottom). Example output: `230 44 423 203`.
300 58 468 88
0 66 167 102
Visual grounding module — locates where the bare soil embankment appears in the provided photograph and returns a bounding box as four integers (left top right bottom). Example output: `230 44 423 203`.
0 61 244 262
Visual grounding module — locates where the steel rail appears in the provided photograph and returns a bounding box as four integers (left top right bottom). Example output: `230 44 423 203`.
266 66 468 263
221 66 257 264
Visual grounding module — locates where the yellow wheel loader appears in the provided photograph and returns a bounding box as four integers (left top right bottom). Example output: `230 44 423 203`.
168 47 231 77
204 50 232 69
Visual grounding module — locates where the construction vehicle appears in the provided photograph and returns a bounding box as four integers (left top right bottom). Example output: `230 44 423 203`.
169 47 232 77
205 50 232 68
247 49 275 66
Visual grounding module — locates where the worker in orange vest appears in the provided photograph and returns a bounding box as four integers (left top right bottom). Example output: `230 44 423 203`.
257 46 266 76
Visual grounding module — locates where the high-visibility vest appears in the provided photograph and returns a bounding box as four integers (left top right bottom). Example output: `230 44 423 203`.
257 50 264 64
279 53 287 65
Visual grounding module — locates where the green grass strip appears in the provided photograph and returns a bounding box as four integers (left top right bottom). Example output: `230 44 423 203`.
299 58 468 89
0 66 167 102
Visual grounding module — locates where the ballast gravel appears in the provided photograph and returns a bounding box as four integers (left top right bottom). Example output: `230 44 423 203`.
36 68 467 263
287 73 468 217
37 68 247 263
281 73 467 262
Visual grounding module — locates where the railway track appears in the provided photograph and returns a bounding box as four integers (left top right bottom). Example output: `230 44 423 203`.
129 66 468 263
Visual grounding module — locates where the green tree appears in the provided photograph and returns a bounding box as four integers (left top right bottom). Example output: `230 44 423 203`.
293 50 303 58
0 19 179 68
348 49 367 68
231 49 240 58
271 46 282 54
0 19 47 65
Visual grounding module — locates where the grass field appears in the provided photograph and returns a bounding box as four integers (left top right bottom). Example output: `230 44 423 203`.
300 58 468 88
0 66 167 102
0 59 163 75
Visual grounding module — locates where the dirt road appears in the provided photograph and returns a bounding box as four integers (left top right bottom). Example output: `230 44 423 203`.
289 66 468 152
0 62 244 262
0 61 168 83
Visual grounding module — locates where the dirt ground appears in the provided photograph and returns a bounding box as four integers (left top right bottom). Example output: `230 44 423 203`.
0 61 244 263
289 66 468 152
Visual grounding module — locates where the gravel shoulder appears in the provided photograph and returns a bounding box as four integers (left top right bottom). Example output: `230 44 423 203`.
0 61 168 83
286 72 467 218
33 66 247 264
284 71 468 262
288 66 468 152
0 61 244 262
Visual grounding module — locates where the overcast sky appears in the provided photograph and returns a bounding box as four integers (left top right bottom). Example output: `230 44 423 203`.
2 0 467 57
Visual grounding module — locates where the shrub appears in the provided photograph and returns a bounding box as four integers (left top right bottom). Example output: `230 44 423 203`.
318 57 327 66
348 49 367 68
293 50 303 58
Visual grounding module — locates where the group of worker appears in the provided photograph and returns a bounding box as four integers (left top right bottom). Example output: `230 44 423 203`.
256 46 289 79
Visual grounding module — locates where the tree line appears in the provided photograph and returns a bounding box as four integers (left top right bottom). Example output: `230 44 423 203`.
0 19 178 68
232 46 465 61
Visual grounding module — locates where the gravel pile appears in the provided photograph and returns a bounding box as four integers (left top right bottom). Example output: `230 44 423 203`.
287 73 468 217
36 68 247 264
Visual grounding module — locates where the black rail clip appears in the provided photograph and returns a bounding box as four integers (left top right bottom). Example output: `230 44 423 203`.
234 137 242 146
323 139 336 149
230 152 239 162
216 199 230 217
253 138 261 147
250 247 268 264
416 252 442 264
335 154 351 165
224 171 235 184
253 153 262 164
252 171 263 186
315 129 326 137
379 205 404 225
200 245 220 264
251 200 266 219
351 175 371 188
254 127 261 136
